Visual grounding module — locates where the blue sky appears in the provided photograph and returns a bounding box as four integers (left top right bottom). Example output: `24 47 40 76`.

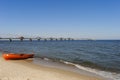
0 0 120 39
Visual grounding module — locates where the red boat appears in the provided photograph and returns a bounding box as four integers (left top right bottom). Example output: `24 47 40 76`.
2 53 34 60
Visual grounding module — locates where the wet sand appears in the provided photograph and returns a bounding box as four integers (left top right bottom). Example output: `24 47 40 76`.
0 57 106 80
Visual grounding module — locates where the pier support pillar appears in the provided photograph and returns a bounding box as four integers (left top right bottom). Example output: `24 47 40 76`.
55 39 58 41
44 39 47 41
20 36 24 42
29 38 32 41
9 38 12 42
38 38 41 41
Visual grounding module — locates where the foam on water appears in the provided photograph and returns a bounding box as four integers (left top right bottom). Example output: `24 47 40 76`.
61 60 120 80
40 57 120 80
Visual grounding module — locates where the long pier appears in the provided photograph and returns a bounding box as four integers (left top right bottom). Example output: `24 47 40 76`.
0 37 74 42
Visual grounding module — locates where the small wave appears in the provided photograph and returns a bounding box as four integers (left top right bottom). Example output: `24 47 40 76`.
61 60 120 80
34 56 120 80
43 57 50 61
44 58 118 80
34 57 120 80
75 64 120 80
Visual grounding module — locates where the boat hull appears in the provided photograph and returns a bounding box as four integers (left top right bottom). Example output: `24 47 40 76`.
2 53 34 60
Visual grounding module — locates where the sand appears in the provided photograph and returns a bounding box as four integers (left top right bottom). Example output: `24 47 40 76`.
0 57 105 80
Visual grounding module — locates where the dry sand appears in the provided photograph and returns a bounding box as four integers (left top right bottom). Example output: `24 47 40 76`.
0 57 105 80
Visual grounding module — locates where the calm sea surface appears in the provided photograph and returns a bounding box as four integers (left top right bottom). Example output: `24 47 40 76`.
0 40 120 79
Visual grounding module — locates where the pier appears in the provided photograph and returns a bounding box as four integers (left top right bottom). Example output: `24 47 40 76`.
0 36 74 42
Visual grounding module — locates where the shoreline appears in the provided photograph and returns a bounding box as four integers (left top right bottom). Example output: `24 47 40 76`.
33 58 109 79
0 57 107 80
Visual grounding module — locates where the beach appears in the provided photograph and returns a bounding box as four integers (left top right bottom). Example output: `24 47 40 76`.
0 57 106 80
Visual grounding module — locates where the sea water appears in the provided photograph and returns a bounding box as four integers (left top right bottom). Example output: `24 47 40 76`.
0 40 120 80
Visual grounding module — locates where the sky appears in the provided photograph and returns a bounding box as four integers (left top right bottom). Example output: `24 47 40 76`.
0 0 120 39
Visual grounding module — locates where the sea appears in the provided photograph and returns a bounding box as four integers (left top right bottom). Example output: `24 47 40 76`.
0 40 120 80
